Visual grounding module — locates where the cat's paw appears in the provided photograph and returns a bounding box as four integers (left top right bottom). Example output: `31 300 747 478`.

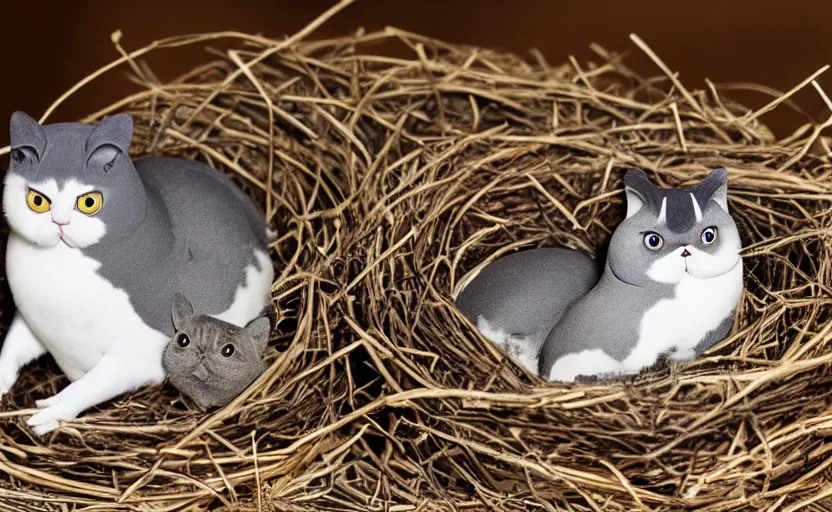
35 395 60 409
26 403 77 436
35 382 77 409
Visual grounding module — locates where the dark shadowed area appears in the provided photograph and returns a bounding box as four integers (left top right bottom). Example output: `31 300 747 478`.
2 0 832 143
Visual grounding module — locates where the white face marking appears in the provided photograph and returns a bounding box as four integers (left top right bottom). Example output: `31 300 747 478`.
656 197 667 224
3 174 107 249
647 246 690 284
690 193 703 222
647 242 741 285
476 317 540 375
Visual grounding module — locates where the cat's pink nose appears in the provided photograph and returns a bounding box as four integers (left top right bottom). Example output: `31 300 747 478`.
52 218 69 226
681 249 691 257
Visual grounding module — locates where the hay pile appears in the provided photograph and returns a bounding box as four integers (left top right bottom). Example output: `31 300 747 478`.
3 7 832 512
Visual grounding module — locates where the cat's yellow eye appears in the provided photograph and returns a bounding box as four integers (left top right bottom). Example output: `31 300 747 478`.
77 192 103 215
26 189 51 213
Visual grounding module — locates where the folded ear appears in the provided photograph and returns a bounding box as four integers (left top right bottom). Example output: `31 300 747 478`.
622 168 659 218
245 316 271 356
694 168 729 212
85 114 134 172
171 293 194 331
10 111 46 158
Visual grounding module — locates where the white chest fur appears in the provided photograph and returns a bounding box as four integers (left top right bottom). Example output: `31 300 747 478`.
5 233 168 382
621 260 744 372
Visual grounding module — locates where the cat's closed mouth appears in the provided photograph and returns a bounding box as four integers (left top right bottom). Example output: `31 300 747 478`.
59 233 77 248
191 363 210 380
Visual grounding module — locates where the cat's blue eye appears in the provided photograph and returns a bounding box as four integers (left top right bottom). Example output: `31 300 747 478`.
701 227 718 245
643 232 664 251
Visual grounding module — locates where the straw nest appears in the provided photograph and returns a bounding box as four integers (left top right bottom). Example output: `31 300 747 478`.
3 9 832 512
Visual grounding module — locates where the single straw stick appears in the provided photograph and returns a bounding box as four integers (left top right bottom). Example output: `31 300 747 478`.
629 33 705 117
746 65 830 122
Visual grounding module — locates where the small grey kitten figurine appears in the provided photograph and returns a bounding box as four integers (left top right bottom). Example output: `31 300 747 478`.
456 168 743 382
163 293 272 411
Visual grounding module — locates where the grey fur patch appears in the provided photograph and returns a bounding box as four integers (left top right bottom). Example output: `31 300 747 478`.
85 156 272 334
664 191 698 233
693 168 729 210
10 112 46 157
455 247 601 360
538 260 674 372
623 169 664 215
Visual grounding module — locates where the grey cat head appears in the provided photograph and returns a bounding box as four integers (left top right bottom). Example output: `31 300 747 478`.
163 293 271 411
607 168 742 287
3 112 147 249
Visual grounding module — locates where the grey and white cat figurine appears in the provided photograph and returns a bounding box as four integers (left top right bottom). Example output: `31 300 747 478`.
455 168 743 382
0 112 275 434
164 293 271 411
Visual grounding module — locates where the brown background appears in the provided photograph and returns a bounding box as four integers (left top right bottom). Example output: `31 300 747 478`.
3 0 832 142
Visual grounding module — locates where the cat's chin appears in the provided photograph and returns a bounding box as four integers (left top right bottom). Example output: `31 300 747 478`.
647 245 741 284
652 257 742 284
12 230 62 250
59 235 80 249
685 257 742 281
17 231 89 250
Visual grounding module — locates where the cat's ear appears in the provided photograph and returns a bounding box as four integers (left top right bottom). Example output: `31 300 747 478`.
244 316 271 356
171 293 194 331
85 114 134 173
694 168 729 213
9 111 46 160
622 168 658 218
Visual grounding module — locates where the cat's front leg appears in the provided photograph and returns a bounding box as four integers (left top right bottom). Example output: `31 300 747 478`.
34 381 78 409
26 352 164 435
620 338 665 376
0 312 47 398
